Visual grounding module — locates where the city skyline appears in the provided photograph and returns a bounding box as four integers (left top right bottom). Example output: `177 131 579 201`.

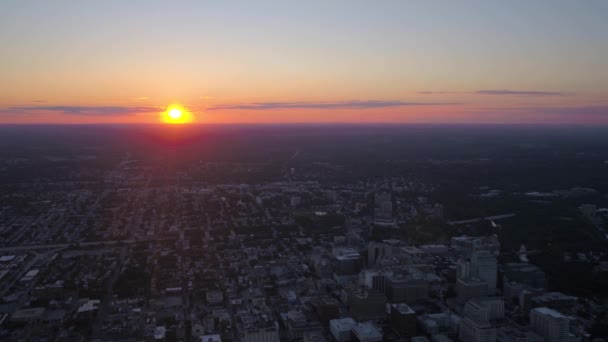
1 3 607 339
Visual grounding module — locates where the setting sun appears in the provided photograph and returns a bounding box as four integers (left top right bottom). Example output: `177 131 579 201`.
161 105 194 124
169 108 182 120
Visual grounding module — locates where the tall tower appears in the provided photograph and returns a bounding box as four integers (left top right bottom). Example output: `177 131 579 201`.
470 250 497 295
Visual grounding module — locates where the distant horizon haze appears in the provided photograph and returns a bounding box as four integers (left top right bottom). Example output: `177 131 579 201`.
1 1 607 124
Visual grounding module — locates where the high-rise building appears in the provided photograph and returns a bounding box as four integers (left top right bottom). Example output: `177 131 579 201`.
351 322 383 342
386 274 429 303
390 303 417 337
360 270 392 293
457 278 488 302
348 288 386 321
374 193 395 226
529 292 577 312
530 307 575 342
330 318 356 342
464 297 505 321
368 240 403 266
333 248 363 275
311 296 340 324
471 251 497 295
303 331 327 342
418 312 457 335
457 260 471 280
280 310 322 341
459 318 497 342
502 263 547 290
496 325 543 342
368 242 386 267
452 236 500 257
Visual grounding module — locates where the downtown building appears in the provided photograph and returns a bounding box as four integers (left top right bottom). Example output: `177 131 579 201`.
389 303 417 337
530 307 578 342
459 318 497 342
464 297 505 322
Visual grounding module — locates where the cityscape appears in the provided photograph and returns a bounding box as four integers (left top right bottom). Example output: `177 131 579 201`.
0 125 607 341
1 1 608 341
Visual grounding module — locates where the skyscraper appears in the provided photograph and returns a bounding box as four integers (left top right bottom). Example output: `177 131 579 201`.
530 307 574 342
464 297 505 322
459 318 497 342
471 251 497 295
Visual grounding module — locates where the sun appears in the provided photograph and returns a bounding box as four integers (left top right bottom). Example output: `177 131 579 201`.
168 108 183 120
161 104 194 124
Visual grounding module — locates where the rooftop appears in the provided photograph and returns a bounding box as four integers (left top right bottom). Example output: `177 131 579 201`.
532 307 567 319
352 322 382 339
330 317 356 331
392 303 415 315
11 307 46 320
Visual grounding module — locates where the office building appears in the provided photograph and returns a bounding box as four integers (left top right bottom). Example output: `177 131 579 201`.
452 236 500 257
459 318 497 342
330 318 356 342
386 274 429 303
496 325 543 342
530 307 576 342
464 297 505 322
471 251 497 295
351 322 383 342
457 278 488 302
502 263 547 290
390 303 417 337
348 288 386 321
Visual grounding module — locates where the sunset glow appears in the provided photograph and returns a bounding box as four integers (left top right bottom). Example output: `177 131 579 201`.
2 2 608 337
161 105 194 124
0 1 607 125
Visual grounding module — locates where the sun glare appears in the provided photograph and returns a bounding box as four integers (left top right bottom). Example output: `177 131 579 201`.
162 104 194 124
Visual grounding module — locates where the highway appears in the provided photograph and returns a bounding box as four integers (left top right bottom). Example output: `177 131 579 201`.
0 239 154 253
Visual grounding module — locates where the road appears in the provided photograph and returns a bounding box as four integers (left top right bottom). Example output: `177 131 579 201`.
447 213 516 225
0 247 66 297
0 239 139 253
91 244 128 339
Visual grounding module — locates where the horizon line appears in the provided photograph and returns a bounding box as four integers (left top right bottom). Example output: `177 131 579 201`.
1 122 608 127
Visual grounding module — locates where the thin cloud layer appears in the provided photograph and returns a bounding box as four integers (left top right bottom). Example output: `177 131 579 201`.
476 90 565 96
7 106 161 116
209 100 456 111
418 90 566 96
515 105 608 116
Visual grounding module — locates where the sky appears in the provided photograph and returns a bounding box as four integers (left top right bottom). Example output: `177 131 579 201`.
1 0 607 124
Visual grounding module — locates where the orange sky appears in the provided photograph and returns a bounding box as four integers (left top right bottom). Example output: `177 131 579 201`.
1 1 607 124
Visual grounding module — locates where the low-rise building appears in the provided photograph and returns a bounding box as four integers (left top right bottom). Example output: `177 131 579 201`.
351 322 382 342
330 317 356 342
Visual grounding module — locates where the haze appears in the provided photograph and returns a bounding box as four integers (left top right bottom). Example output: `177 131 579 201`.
1 0 607 124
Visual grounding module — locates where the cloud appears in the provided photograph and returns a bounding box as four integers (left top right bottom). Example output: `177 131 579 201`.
6 105 161 116
516 105 608 116
32 100 48 103
475 90 565 96
417 90 566 96
133 97 149 100
209 100 457 111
